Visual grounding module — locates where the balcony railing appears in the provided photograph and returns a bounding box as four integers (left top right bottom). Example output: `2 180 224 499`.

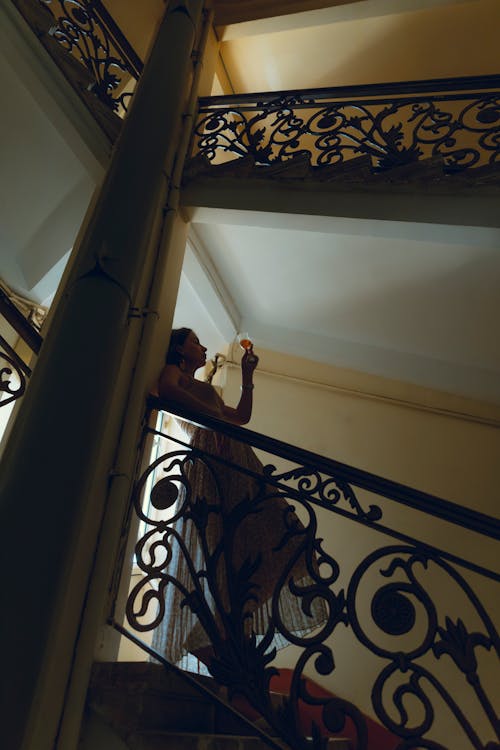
191 75 500 175
38 0 142 112
11 0 143 117
114 399 500 750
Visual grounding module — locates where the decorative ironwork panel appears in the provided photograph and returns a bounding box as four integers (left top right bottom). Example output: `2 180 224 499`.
125 425 500 750
0 335 30 408
38 0 142 112
192 78 500 174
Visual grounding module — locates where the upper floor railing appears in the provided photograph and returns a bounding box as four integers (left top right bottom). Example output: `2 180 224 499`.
190 75 500 175
115 398 500 750
39 0 142 111
12 1 500 181
11 0 143 126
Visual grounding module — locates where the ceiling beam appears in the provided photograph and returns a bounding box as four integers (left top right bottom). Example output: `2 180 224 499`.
181 178 500 229
214 0 477 40
213 0 362 27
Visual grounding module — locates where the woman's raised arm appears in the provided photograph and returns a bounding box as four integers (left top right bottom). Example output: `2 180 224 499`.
220 349 258 426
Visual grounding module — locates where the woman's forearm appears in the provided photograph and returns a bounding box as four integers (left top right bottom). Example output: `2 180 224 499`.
222 383 253 425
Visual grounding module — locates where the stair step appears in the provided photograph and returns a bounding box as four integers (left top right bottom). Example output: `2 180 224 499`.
127 731 278 749
370 155 445 183
183 149 500 192
255 152 311 179
313 154 373 181
88 662 220 735
87 663 351 749
128 733 351 749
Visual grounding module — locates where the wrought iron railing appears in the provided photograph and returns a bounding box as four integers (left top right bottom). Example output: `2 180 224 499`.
191 75 500 174
37 0 143 112
0 287 43 409
0 338 32 408
116 399 500 750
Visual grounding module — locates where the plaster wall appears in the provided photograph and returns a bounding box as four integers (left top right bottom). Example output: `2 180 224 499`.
221 0 500 91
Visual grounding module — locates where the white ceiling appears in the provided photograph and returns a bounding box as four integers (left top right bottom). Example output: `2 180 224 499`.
177 210 500 403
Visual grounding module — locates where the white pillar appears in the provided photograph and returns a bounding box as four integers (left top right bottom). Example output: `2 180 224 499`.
0 2 205 749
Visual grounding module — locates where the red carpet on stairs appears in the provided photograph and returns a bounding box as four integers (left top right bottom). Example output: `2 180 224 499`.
230 668 400 749
268 669 400 750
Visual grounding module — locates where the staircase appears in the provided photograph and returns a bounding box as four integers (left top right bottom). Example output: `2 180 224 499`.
81 662 351 750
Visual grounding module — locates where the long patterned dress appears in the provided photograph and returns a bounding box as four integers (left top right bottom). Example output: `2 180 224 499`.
150 379 327 668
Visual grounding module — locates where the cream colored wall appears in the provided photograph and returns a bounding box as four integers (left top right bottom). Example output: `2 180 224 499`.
102 0 165 62
224 345 499 511
221 345 499 748
221 0 500 91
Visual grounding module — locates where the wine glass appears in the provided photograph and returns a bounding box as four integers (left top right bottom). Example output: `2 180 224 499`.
237 331 253 352
237 331 256 361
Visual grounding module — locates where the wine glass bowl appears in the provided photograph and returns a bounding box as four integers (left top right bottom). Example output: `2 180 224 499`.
237 331 256 362
237 331 253 351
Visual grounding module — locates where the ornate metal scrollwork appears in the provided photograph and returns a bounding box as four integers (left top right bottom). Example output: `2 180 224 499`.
0 343 29 408
263 463 382 522
39 0 140 112
124 424 500 750
193 84 500 174
348 548 500 749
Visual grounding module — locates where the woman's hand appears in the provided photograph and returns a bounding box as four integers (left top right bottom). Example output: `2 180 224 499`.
241 347 259 376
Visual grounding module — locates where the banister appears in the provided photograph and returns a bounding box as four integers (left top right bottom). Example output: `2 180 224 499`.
123 396 500 749
147 396 500 542
0 287 42 354
198 74 500 108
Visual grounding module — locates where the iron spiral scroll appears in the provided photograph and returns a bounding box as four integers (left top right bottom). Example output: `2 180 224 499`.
0 343 30 408
124 430 500 750
38 0 141 112
194 83 500 173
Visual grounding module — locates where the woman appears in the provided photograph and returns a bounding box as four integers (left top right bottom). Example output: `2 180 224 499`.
157 327 257 425
149 328 326 671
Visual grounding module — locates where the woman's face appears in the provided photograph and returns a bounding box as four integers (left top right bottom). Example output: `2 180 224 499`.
178 330 207 370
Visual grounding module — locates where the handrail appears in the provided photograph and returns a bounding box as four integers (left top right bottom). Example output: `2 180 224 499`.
147 396 500 541
198 74 500 108
0 287 43 354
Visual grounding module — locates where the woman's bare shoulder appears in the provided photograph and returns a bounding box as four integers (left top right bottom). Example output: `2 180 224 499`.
158 364 181 382
157 364 182 394
158 364 201 397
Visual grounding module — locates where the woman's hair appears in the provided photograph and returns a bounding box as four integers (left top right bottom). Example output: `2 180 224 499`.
165 327 192 365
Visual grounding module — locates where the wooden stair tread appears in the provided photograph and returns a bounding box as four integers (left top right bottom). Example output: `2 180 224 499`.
128 731 350 749
87 663 352 748
127 732 350 749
